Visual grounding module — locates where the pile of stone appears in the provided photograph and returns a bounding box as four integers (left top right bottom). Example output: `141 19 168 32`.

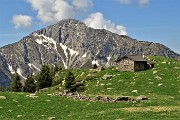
53 91 148 103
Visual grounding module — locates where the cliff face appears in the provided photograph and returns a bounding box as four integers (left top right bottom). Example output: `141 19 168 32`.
0 19 179 87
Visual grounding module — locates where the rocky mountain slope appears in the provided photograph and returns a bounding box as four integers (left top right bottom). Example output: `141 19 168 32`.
0 19 179 87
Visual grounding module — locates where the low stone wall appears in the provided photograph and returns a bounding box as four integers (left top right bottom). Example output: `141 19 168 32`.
53 91 148 103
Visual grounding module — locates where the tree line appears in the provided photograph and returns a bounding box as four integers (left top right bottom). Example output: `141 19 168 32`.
6 65 85 93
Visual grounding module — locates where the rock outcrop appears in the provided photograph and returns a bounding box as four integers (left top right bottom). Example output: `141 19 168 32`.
0 19 179 87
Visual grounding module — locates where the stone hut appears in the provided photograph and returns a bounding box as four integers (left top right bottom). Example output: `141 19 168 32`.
116 55 154 72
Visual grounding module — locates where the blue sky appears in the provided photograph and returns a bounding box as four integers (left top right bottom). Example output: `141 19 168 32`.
0 0 179 54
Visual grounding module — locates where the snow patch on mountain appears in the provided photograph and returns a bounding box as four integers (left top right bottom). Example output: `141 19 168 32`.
92 60 99 66
69 48 79 56
60 43 68 58
34 33 57 50
7 64 15 74
107 56 111 62
17 68 26 79
28 63 40 71
82 53 87 58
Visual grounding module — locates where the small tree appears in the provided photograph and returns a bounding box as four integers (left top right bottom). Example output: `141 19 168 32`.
24 73 36 93
10 73 22 92
52 71 64 86
64 71 85 93
65 71 76 92
36 65 52 90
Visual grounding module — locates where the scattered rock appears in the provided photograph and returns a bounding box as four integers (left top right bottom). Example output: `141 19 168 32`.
158 83 163 86
137 95 148 100
95 96 104 101
13 99 18 102
29 93 36 96
100 83 105 86
8 109 13 112
155 76 162 80
29 96 39 98
28 94 39 98
107 83 112 85
0 96 6 99
48 116 56 120
153 70 157 74
107 88 113 90
102 74 112 80
149 82 154 84
132 90 138 93
96 66 105 71
17 115 22 118
174 67 179 69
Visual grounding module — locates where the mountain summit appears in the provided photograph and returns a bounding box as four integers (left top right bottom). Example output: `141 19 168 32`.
0 19 179 87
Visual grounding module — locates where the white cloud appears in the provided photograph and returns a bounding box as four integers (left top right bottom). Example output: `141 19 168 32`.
139 0 149 6
84 12 127 35
27 0 74 23
27 0 93 24
72 0 93 11
12 15 32 29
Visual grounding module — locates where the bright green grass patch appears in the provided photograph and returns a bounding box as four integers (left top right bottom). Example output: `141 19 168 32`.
0 92 180 120
0 56 180 119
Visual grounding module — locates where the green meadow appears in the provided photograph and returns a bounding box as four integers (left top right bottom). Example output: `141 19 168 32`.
0 56 180 120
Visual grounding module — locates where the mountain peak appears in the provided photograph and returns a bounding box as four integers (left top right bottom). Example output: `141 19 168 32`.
0 19 179 87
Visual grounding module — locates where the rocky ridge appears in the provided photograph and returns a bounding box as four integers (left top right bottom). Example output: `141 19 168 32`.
0 19 179 87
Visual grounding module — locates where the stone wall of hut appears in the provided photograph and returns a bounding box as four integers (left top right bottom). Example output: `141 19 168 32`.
118 58 134 72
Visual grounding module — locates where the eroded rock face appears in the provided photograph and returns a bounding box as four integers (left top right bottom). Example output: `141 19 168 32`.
0 19 179 87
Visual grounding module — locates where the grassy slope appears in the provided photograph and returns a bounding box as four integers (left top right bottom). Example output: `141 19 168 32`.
0 56 180 120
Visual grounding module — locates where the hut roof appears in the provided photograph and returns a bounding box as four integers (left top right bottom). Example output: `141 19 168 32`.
116 55 154 64
125 55 147 61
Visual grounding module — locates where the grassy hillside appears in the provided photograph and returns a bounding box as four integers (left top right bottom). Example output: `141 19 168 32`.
0 56 180 120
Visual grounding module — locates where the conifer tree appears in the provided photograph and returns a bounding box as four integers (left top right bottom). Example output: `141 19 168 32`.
24 73 36 93
65 71 76 92
36 65 52 90
10 73 22 92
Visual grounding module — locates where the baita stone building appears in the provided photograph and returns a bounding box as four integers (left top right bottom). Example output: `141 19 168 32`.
116 55 154 72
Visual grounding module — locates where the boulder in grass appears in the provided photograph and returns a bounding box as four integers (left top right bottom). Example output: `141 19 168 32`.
102 74 112 80
137 95 148 100
0 96 6 99
48 116 56 120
